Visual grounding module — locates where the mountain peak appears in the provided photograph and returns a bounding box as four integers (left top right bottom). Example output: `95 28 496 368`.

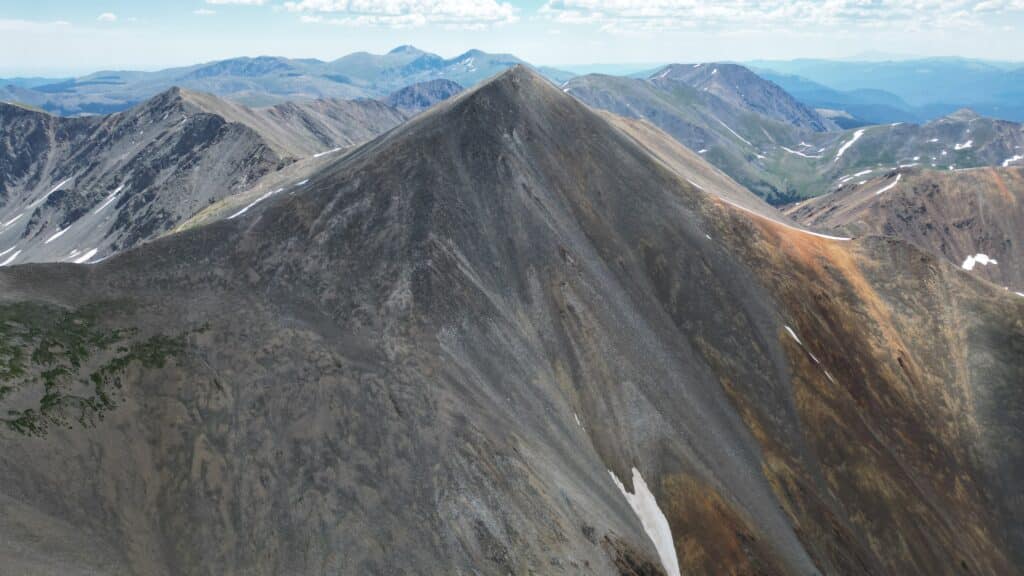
145 85 187 106
472 64 559 103
945 107 981 121
650 62 837 132
388 45 423 55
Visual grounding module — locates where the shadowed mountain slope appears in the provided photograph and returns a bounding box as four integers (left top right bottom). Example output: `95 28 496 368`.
0 66 1021 575
384 79 464 115
0 87 405 265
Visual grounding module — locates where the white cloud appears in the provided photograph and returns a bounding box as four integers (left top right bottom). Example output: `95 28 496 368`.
206 0 267 4
194 8 217 15
284 0 518 28
540 0 1024 32
97 12 118 22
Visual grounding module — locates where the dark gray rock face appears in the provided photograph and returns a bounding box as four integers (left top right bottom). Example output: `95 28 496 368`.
384 79 464 115
0 66 1020 576
0 88 405 265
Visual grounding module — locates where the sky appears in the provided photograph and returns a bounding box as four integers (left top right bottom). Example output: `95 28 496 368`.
2 0 1024 76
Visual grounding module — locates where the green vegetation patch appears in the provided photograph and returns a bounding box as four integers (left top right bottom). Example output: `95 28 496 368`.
0 302 193 437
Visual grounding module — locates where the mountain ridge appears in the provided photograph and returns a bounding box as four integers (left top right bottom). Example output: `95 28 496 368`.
0 46 575 117
0 86 405 265
0 65 1020 575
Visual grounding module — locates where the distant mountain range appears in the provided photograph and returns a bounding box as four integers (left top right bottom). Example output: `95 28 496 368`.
751 58 1024 124
565 63 1024 204
0 46 570 117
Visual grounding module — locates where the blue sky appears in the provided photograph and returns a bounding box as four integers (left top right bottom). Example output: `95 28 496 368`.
2 0 1024 76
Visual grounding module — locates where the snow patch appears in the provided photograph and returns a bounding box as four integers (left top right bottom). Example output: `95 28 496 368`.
0 250 21 266
715 119 752 146
312 147 342 159
2 213 23 228
1003 155 1023 167
784 325 803 346
954 140 973 150
781 146 822 159
73 248 99 264
0 246 14 258
228 188 284 220
854 169 873 177
874 173 902 196
716 196 851 241
28 178 72 210
961 253 997 270
608 468 680 576
45 227 69 244
834 129 865 162
94 184 125 214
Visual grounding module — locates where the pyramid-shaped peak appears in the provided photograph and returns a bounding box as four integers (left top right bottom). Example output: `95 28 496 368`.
487 64 557 92
389 45 424 55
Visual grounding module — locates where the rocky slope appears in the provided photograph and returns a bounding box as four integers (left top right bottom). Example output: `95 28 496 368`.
651 63 838 132
0 88 405 265
566 70 1024 203
0 66 1021 575
384 79 464 115
786 165 1024 292
562 72 819 204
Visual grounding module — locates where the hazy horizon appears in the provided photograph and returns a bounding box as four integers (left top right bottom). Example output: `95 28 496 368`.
4 1 1024 77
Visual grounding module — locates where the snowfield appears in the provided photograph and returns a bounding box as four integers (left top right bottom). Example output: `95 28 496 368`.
609 468 680 576
228 188 285 220
834 129 865 162
874 173 902 196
